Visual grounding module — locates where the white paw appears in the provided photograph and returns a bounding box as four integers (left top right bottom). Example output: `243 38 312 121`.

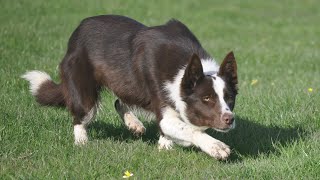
158 135 174 150
202 141 231 160
74 124 88 145
124 112 146 135
75 136 88 145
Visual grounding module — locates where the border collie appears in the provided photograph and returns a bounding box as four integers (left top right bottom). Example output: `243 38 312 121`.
22 15 238 160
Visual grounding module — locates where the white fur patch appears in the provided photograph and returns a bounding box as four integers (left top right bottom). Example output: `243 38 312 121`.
73 106 97 145
159 106 231 160
164 68 189 123
159 107 196 145
74 124 88 145
124 112 146 135
212 75 230 113
21 70 52 96
201 59 219 76
211 75 236 131
158 135 174 150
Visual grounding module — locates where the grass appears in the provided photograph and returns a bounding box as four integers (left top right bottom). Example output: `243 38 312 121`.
1 0 320 179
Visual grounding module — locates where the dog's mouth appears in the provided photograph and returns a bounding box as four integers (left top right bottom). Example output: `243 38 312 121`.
212 120 236 133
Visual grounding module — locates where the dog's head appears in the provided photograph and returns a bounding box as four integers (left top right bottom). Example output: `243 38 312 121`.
180 52 238 132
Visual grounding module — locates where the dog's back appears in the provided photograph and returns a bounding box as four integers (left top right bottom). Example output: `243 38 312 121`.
62 15 210 112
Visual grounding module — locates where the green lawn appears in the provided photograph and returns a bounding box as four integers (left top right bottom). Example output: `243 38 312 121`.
1 0 319 179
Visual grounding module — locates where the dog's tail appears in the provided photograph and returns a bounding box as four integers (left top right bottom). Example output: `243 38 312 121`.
22 71 65 106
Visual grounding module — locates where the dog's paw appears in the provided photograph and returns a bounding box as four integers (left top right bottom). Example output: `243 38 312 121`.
74 124 88 145
74 136 88 145
124 112 146 136
202 141 231 160
158 135 174 150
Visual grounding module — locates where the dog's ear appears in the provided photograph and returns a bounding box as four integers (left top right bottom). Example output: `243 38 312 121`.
181 53 204 93
218 51 238 90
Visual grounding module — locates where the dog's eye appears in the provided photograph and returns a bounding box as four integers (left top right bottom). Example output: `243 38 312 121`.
203 96 211 102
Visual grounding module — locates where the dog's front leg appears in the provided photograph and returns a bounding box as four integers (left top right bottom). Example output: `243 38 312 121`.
159 107 231 160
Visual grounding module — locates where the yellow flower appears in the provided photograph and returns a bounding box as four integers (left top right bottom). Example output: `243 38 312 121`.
123 170 133 178
308 88 313 92
251 79 258 86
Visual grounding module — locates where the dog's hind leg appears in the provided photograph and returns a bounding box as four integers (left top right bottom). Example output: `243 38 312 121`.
60 51 100 145
72 105 97 145
114 99 146 136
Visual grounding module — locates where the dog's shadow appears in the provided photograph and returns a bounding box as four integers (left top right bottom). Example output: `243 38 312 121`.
207 116 307 161
88 120 159 144
88 116 307 161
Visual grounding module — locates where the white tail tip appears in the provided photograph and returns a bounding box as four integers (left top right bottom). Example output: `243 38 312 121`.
21 70 51 96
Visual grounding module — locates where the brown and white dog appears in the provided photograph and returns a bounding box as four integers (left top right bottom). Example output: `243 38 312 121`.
22 15 238 160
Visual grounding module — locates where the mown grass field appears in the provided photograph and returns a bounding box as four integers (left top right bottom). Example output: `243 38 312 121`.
1 0 319 179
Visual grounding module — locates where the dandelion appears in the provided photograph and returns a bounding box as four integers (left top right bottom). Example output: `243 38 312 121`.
251 79 258 86
308 88 313 92
123 170 133 178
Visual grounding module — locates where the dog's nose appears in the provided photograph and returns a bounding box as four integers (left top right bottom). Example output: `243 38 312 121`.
222 113 234 125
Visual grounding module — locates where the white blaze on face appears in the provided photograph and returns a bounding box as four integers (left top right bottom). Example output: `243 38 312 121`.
201 59 236 130
211 75 232 115
211 75 236 131
201 59 230 114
